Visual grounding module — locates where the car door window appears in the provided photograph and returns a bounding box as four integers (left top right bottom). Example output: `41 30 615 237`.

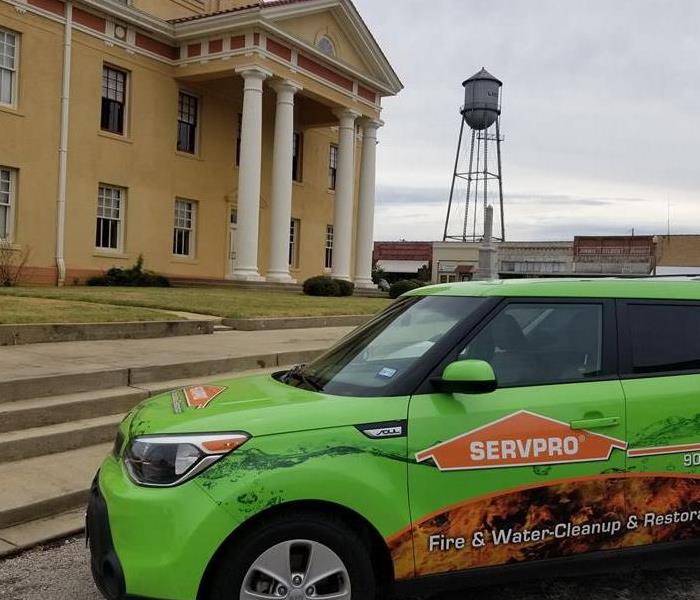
627 304 700 374
460 303 603 386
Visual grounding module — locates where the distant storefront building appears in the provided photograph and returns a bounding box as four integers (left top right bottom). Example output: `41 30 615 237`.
372 241 431 281
498 241 573 278
655 235 700 275
432 241 479 283
573 236 655 275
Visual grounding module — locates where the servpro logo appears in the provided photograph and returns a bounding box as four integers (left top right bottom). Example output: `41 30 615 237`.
415 410 627 471
182 385 226 409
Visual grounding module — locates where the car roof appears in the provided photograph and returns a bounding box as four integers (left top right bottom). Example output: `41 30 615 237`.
406 277 700 300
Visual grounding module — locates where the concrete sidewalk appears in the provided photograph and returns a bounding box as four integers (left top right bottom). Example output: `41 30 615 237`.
0 326 352 383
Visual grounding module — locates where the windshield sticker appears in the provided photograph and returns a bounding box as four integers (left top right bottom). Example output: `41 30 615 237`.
377 367 398 379
416 410 627 471
182 385 227 409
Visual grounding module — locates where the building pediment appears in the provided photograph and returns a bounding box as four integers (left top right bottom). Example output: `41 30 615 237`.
264 0 402 95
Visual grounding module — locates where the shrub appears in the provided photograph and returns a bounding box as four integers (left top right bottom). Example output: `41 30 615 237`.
335 279 355 297
0 240 30 287
303 276 340 297
87 255 170 287
389 279 424 299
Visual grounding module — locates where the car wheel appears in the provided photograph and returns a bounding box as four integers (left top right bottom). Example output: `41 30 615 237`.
207 511 377 600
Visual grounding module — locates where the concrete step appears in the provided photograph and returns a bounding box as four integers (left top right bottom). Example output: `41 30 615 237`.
0 387 147 434
0 347 325 404
0 415 122 464
0 508 86 559
0 443 110 531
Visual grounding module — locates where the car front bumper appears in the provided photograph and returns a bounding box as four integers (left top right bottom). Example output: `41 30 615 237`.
88 455 236 600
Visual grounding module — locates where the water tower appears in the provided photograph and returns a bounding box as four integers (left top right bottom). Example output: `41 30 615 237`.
443 68 505 242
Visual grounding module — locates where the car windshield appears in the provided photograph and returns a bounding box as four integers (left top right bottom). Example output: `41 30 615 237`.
281 295 487 396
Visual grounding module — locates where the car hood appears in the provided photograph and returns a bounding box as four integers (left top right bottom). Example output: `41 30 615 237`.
127 373 360 439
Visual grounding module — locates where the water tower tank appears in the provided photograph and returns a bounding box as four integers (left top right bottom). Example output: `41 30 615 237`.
462 67 502 130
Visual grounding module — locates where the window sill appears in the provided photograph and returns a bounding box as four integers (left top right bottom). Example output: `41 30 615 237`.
171 256 199 264
175 151 202 161
0 105 23 118
0 241 22 251
93 251 129 259
98 131 133 144
327 189 336 194
292 180 305 188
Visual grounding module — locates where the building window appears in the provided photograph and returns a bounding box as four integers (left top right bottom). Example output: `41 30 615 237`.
0 167 16 241
96 185 124 250
235 113 242 166
173 199 196 257
328 144 338 190
177 92 198 154
0 28 18 106
289 218 300 268
325 225 333 269
292 132 303 182
101 66 127 135
317 35 336 57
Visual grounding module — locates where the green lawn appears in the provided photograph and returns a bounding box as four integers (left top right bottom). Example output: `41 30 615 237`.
0 295 173 324
0 286 392 320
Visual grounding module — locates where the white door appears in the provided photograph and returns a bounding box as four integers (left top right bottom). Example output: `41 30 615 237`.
229 209 237 275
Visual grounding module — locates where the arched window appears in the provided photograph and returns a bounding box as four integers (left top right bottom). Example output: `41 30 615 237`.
317 35 336 57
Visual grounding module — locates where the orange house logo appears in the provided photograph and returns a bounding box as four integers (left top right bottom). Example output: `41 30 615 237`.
182 385 227 409
416 410 627 471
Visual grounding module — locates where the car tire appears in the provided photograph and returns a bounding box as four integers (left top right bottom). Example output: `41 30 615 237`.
207 510 378 600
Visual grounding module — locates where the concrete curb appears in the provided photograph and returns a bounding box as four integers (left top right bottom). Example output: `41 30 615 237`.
223 314 372 331
0 320 215 347
0 508 85 559
1 348 326 403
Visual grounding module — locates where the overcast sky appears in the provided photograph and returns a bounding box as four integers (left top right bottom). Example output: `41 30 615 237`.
353 0 700 241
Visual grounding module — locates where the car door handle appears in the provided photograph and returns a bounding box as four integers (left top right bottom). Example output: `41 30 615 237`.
570 417 620 430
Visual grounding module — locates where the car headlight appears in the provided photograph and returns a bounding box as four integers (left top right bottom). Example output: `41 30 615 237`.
124 433 249 487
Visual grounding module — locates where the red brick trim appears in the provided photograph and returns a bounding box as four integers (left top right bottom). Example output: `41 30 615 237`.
73 7 106 33
208 38 223 54
187 42 202 58
28 0 64 16
230 35 246 50
298 54 353 91
266 37 292 61
358 85 376 103
135 33 179 60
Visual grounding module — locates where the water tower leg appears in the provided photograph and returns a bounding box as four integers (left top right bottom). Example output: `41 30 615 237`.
496 118 505 241
443 116 466 241
461 129 476 242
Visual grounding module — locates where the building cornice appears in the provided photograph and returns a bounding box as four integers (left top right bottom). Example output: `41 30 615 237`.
2 0 399 106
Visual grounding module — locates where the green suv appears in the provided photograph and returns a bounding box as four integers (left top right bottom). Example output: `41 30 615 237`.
88 278 700 600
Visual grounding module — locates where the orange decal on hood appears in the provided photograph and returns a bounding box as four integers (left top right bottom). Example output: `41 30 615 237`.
182 385 226 409
416 410 627 471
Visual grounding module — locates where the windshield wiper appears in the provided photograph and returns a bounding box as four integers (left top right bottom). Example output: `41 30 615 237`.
284 364 323 392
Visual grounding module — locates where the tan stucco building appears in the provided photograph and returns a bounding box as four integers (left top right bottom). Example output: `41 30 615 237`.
0 0 402 285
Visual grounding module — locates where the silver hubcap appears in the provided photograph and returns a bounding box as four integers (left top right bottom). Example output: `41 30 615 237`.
240 539 351 600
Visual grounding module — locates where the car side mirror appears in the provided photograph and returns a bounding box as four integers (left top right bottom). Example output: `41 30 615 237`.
434 359 497 394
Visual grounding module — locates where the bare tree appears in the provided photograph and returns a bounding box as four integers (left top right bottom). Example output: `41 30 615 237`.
0 241 31 286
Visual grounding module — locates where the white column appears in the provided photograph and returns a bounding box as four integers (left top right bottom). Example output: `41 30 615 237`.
267 80 302 283
231 66 270 281
331 108 360 281
354 119 383 288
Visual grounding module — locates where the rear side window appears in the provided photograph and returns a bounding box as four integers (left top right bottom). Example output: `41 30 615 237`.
460 303 604 387
628 304 700 374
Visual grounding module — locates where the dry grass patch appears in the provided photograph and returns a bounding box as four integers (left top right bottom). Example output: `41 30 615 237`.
0 287 391 319
0 295 173 324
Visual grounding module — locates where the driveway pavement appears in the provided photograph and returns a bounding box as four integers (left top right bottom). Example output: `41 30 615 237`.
2 537 700 600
